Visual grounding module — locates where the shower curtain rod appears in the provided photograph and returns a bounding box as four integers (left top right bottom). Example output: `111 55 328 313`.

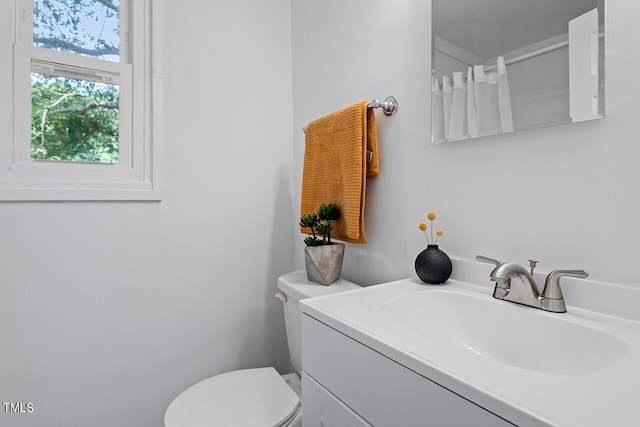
485 32 604 71
434 32 605 87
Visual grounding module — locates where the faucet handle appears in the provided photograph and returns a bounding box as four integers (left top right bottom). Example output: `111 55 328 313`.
476 255 502 266
542 270 589 299
541 269 589 313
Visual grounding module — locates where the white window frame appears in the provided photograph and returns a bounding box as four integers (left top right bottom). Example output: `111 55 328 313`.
0 0 163 201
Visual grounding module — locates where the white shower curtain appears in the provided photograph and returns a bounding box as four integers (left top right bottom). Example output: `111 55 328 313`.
448 71 468 141
432 56 513 142
442 75 452 141
466 66 479 139
431 76 445 143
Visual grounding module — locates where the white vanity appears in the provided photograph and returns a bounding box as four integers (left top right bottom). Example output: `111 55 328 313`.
300 258 640 426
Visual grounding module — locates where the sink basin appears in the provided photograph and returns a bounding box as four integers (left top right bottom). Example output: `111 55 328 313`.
301 262 640 427
381 289 630 375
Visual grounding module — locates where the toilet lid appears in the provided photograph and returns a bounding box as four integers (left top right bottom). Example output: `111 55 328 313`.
164 367 300 427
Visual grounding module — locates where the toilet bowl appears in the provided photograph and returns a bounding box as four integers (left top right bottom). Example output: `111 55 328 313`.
164 271 360 427
164 367 302 426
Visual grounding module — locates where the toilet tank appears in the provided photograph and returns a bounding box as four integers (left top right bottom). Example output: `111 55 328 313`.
277 271 360 374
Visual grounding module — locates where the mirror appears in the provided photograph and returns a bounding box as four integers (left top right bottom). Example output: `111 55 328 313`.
431 0 605 144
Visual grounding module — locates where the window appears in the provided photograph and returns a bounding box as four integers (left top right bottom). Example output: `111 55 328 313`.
0 0 162 200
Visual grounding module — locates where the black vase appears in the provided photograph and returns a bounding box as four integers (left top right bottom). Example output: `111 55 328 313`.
415 244 452 284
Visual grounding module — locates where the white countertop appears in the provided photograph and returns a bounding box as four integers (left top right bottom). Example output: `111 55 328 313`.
300 259 640 427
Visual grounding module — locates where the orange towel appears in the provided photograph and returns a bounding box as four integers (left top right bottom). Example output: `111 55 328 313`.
300 102 378 244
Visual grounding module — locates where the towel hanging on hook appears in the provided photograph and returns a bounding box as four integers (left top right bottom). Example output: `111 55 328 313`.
303 96 397 134
300 101 380 244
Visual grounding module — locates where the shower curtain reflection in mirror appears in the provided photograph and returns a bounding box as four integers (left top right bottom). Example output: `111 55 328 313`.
432 57 514 143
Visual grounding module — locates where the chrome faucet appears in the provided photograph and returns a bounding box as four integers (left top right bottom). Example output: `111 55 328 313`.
476 255 588 313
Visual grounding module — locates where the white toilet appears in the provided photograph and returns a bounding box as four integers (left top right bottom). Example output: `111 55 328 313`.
164 271 360 427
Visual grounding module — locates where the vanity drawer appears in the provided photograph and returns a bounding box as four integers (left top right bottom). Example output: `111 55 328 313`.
302 372 373 427
302 314 514 427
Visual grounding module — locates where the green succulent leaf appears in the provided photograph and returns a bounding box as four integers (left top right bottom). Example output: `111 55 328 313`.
315 219 332 235
303 236 322 246
299 213 318 228
317 203 340 221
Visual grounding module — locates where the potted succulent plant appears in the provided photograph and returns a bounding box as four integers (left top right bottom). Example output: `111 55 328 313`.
300 203 345 285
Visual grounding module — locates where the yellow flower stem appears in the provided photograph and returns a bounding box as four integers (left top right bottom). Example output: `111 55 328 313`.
430 220 434 244
423 229 429 243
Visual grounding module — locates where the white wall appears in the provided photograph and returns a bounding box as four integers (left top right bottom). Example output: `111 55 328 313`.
4 0 640 425
292 0 432 285
0 1 294 426
292 0 640 288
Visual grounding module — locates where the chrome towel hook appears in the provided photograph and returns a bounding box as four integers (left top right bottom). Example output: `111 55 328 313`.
302 96 398 133
368 96 398 116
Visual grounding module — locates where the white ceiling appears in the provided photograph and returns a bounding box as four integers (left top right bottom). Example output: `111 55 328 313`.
433 0 602 60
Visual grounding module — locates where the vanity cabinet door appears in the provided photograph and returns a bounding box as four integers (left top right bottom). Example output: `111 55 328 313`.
302 372 372 427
